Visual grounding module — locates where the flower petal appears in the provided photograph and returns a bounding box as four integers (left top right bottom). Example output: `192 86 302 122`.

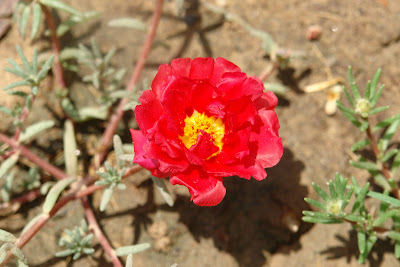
130 129 159 170
171 58 191 77
210 57 241 86
170 168 226 206
134 90 165 135
189 57 215 80
254 91 278 111
151 64 174 100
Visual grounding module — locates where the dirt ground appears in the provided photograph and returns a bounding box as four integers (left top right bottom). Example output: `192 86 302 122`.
1 0 400 266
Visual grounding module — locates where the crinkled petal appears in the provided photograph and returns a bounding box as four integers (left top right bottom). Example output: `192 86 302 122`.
189 58 215 80
210 57 241 86
254 91 278 111
134 90 165 136
151 64 174 100
170 168 226 206
224 96 257 130
171 58 191 77
130 129 159 170
250 110 283 173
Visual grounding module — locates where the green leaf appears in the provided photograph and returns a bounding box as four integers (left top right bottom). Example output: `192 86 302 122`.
342 86 356 107
37 55 55 81
99 187 114 212
150 176 174 207
392 151 400 173
32 48 38 74
334 174 347 198
3 80 30 91
126 254 133 267
0 106 12 116
63 120 78 177
352 182 370 213
0 154 19 179
372 173 391 191
55 248 75 257
0 243 27 265
350 160 380 171
364 81 371 100
370 84 384 107
301 216 342 224
395 242 400 259
21 214 42 235
373 209 399 226
77 106 108 121
1 172 14 202
358 235 377 264
19 120 55 142
115 243 151 256
368 106 389 116
341 187 354 210
329 180 338 200
0 229 17 243
368 191 400 207
56 11 100 37
263 82 288 95
43 177 75 214
348 66 361 100
61 98 80 121
108 18 147 30
344 214 364 223
40 0 82 16
373 112 400 131
113 135 125 169
304 198 326 211
312 182 330 202
31 3 42 40
381 148 399 163
19 5 31 39
369 68 382 101
351 139 370 152
337 102 361 128
302 210 337 220
357 230 366 254
379 118 400 152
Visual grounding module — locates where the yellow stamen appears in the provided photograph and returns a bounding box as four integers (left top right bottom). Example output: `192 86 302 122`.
180 111 225 153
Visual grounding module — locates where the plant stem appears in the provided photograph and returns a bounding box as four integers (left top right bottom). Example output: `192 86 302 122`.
0 165 142 266
365 123 400 199
96 0 164 166
0 132 66 180
41 5 66 89
0 188 41 211
258 62 278 81
82 197 123 267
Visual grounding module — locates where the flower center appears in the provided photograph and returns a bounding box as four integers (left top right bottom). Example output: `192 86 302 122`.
180 110 225 151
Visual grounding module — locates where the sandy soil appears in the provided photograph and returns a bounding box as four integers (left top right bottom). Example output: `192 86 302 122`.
1 0 400 266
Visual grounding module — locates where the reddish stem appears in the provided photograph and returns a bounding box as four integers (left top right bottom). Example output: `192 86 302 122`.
257 62 278 81
96 0 164 166
0 132 66 180
0 165 143 266
82 197 123 267
0 189 41 210
41 5 66 89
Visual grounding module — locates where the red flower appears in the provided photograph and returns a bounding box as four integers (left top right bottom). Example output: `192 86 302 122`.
130 57 283 206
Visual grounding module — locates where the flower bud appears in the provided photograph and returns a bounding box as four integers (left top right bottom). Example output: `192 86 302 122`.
355 98 371 118
327 199 342 215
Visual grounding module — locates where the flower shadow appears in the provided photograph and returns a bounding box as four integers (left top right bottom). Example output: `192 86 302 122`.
165 147 311 267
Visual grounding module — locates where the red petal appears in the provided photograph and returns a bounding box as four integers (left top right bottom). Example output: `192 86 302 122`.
134 90 165 135
189 57 215 80
151 64 174 100
146 142 190 174
210 57 241 86
187 82 214 114
216 72 247 99
130 129 158 170
254 91 278 111
224 96 256 130
250 110 283 172
171 58 191 77
218 128 251 163
170 168 226 206
240 76 264 101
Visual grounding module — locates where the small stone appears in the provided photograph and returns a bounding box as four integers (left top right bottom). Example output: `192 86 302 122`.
148 221 169 239
0 0 18 17
154 236 172 252
306 25 322 41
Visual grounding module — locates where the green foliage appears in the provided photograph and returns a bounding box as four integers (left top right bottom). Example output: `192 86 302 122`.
95 162 126 212
4 47 54 95
56 220 94 260
305 67 400 263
